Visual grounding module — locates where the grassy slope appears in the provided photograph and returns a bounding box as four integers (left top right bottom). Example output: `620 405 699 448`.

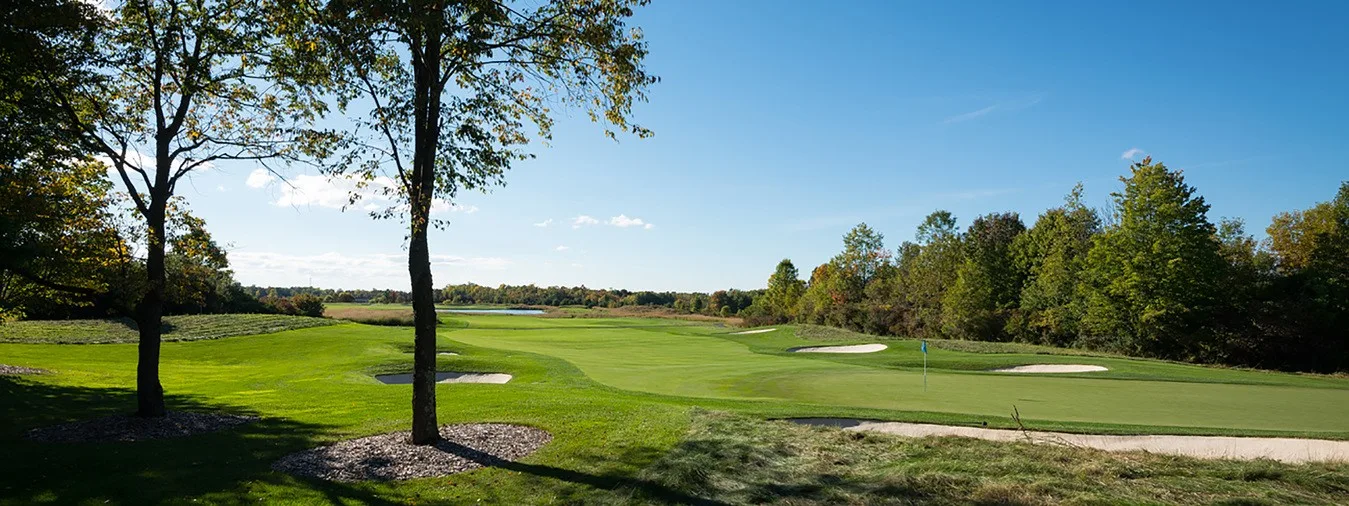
0 314 336 344
624 411 1349 505
1 315 1347 504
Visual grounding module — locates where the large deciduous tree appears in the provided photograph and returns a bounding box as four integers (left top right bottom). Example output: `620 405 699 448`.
760 259 805 321
941 212 1025 340
1010 184 1099 345
286 0 656 444
1079 158 1225 360
38 0 332 416
905 211 963 337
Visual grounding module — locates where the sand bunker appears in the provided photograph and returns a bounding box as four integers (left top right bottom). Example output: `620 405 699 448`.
789 344 888 354
375 372 512 384
992 364 1108 373
730 328 776 335
791 419 1349 463
438 352 460 356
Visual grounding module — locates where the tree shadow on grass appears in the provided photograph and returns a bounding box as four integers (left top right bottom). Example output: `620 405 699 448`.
426 439 731 506
0 375 402 505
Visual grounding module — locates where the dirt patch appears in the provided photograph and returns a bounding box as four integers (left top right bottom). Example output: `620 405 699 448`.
27 411 259 443
273 423 551 481
991 364 1108 373
375 372 512 384
789 344 888 354
791 418 1349 463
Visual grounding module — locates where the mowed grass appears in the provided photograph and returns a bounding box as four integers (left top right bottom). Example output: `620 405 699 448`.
446 320 1349 436
0 314 336 344
1 314 1347 504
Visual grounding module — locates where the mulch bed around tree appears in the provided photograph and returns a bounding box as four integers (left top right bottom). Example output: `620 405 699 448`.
272 423 552 482
0 365 49 375
26 411 260 443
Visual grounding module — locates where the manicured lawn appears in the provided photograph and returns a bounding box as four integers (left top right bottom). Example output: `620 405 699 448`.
1 314 1347 504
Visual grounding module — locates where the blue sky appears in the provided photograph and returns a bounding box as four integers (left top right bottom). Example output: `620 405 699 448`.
170 0 1348 292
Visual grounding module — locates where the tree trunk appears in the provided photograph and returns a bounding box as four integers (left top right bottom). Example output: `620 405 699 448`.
408 2 445 445
136 188 168 417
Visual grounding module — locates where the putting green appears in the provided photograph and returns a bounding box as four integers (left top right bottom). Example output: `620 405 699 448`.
445 317 1349 434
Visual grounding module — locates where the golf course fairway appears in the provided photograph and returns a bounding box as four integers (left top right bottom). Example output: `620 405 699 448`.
445 316 1349 434
4 313 1349 504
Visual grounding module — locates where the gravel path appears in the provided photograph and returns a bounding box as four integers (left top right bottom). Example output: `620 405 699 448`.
0 364 49 375
793 418 1349 463
273 423 552 482
27 411 259 443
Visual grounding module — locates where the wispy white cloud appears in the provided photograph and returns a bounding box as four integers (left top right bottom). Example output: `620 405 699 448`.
1121 147 1145 160
609 214 654 229
431 201 479 214
230 251 510 289
217 185 227 192
943 105 999 124
572 215 599 228
555 245 570 251
534 219 553 228
245 168 275 188
942 94 1044 124
250 173 476 215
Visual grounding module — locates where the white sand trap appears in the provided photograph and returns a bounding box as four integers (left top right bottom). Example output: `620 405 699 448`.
730 328 776 335
792 419 1349 463
375 372 511 384
438 352 459 356
992 364 1108 373
789 343 888 354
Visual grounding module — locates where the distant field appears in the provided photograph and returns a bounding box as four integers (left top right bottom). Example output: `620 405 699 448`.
0 314 337 344
324 304 414 326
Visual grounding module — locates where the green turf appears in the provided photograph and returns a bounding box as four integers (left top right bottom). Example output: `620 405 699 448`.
1 315 1346 504
0 314 337 344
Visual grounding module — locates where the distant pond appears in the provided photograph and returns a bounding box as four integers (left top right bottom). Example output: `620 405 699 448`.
435 308 545 315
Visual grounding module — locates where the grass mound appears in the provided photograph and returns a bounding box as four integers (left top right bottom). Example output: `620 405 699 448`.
0 314 337 344
629 410 1349 505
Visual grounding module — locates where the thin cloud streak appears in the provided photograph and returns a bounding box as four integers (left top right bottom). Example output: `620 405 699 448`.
942 94 1044 124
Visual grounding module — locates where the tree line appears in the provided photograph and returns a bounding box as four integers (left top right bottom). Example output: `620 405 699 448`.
746 159 1348 374
438 283 759 316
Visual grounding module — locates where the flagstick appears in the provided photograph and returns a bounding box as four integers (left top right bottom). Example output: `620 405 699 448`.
922 341 928 393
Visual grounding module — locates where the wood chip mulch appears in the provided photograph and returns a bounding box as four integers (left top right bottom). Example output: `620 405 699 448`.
26 411 260 443
0 364 49 375
272 423 552 482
